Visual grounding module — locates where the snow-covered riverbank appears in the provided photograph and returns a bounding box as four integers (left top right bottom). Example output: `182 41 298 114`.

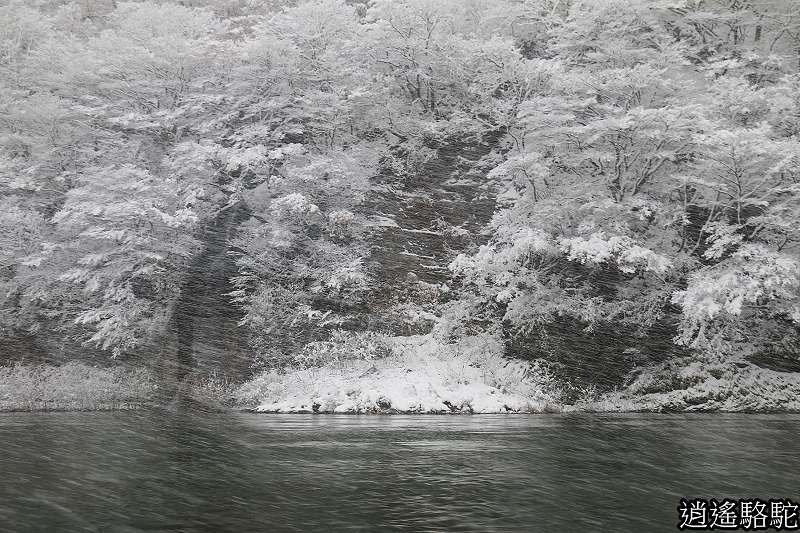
4 343 800 413
232 336 800 414
580 358 800 413
0 362 156 411
234 336 561 414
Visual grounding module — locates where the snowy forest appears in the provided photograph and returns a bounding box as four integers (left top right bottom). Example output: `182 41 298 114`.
2 0 800 413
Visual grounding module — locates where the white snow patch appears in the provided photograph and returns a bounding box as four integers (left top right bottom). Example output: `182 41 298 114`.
234 335 560 414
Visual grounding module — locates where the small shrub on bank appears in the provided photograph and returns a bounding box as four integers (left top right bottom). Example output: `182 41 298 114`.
293 330 395 368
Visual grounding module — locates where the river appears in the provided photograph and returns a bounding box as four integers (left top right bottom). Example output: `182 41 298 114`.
1 412 798 532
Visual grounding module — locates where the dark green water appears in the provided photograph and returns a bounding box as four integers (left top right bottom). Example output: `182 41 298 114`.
1 412 798 532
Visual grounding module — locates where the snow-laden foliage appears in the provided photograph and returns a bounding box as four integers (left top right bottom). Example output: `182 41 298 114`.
292 330 395 368
672 245 800 354
558 233 672 275
1 0 800 407
446 0 800 371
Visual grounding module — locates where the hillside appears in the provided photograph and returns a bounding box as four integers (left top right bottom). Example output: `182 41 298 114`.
1 0 799 411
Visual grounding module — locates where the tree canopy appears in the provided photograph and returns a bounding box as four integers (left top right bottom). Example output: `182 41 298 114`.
1 0 798 387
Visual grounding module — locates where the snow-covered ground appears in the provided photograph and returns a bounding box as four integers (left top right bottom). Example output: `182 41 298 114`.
234 335 562 413
233 334 800 414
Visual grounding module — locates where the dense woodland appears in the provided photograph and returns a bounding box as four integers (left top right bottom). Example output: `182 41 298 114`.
1 0 799 405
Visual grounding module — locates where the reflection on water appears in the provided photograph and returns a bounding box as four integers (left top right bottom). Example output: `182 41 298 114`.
1 412 799 532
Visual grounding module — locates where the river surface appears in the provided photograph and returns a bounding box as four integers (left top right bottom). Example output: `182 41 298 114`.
1 412 798 532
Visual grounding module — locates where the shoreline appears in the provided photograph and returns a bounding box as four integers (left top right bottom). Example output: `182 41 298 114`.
4 407 800 414
4 356 800 414
0 403 154 413
4 402 800 415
